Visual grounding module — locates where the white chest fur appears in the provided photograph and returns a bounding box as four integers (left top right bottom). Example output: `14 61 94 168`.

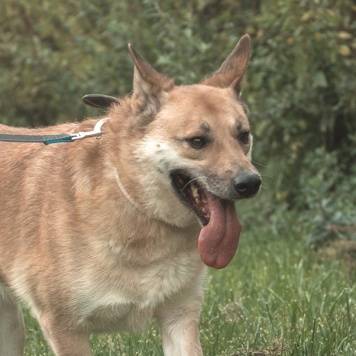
75 248 206 333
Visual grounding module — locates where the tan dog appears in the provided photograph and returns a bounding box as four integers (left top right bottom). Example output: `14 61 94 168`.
0 34 261 356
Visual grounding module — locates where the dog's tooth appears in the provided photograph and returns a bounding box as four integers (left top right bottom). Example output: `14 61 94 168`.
191 185 200 200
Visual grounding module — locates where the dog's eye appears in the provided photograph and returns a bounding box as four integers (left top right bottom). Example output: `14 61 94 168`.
187 136 208 149
238 131 250 145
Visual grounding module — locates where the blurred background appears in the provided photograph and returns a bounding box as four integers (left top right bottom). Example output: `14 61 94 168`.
0 0 355 246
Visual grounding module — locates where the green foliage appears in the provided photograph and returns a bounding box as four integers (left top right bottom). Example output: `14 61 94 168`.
245 0 356 242
0 0 252 126
298 144 356 244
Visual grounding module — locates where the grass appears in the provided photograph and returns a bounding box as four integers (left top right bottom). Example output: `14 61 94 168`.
23 211 356 355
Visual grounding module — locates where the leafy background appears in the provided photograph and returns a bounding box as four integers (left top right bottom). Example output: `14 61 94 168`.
0 1 355 242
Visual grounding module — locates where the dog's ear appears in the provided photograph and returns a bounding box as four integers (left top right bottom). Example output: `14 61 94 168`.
82 94 119 110
202 34 251 96
128 44 174 121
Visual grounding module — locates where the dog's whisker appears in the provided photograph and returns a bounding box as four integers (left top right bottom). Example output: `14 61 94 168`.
181 176 202 193
145 172 160 189
260 184 272 191
260 174 274 180
251 160 268 168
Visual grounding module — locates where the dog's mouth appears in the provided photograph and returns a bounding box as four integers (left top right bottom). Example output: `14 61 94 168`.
171 171 242 269
171 173 211 226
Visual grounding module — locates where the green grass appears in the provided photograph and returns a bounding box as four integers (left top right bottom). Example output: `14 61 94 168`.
24 213 356 355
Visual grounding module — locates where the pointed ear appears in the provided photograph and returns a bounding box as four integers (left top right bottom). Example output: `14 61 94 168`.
128 44 174 120
202 34 251 96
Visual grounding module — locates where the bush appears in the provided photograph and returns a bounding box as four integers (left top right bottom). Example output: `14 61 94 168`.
245 0 356 242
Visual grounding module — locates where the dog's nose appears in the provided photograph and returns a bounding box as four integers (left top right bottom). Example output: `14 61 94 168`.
233 172 261 198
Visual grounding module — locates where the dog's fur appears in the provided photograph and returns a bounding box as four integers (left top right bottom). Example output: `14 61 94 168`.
0 35 260 355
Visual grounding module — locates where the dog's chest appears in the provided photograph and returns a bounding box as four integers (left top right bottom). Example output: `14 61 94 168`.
76 251 204 332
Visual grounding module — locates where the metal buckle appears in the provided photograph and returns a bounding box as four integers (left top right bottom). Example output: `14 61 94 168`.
71 118 108 141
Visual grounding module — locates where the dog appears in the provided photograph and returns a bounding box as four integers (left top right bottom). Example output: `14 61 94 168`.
0 34 261 355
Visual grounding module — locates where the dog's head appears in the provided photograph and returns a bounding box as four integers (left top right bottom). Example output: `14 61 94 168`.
110 35 261 269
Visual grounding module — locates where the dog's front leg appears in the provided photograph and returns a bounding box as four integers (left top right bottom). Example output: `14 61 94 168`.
37 317 91 356
155 293 203 356
156 302 203 356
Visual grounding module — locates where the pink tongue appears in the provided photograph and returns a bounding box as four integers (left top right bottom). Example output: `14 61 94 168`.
198 194 242 269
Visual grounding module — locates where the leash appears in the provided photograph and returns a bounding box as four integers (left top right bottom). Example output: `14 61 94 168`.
0 93 117 145
0 118 108 145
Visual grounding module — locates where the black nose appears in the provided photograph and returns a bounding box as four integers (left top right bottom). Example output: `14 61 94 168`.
233 172 261 198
